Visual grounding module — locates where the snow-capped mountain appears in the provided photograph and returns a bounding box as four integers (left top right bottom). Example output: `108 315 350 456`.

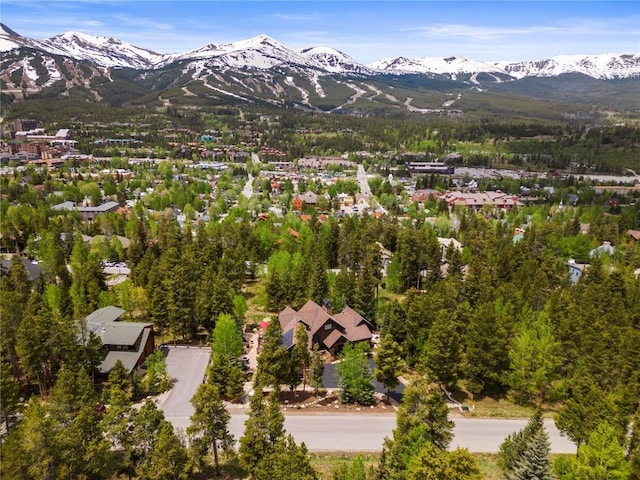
1 23 163 68
371 52 640 80
299 46 373 75
163 34 307 70
495 53 640 80
1 23 638 114
0 23 45 52
40 31 165 69
369 55 503 76
2 23 638 80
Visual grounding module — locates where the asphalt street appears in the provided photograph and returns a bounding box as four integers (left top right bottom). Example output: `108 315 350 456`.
228 413 576 454
160 347 576 454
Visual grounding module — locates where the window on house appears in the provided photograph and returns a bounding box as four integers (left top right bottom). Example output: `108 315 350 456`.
324 323 332 330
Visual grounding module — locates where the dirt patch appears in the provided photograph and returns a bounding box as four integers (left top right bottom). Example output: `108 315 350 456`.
277 390 398 414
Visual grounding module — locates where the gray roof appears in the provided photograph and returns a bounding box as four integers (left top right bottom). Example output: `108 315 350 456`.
0 256 41 281
98 327 152 374
77 201 119 213
86 306 126 324
52 201 76 211
85 305 153 374
88 321 150 346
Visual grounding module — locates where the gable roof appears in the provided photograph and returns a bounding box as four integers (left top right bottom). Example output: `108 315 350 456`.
86 306 126 324
97 327 152 374
85 306 153 374
279 301 373 351
0 255 42 281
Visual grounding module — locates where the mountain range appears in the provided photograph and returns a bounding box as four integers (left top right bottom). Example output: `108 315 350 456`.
2 23 639 115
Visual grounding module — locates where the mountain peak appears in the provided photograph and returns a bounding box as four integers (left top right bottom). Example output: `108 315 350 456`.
1 23 638 80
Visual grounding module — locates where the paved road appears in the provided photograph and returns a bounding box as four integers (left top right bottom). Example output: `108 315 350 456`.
228 413 575 454
242 173 254 199
160 346 211 431
356 164 372 197
160 348 576 453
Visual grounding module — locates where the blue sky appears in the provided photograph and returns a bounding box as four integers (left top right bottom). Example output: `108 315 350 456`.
2 1 639 62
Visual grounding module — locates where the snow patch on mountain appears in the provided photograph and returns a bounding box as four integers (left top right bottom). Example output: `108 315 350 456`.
495 53 640 79
40 31 165 68
368 55 502 76
2 23 639 82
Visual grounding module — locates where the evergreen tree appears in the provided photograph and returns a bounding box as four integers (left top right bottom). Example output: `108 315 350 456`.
252 434 319 480
0 256 31 380
333 454 369 480
555 374 618 448
308 252 329 305
207 351 245 400
354 246 379 324
239 388 286 475
0 357 19 430
289 323 311 393
336 342 375 405
145 421 189 480
374 333 404 402
464 297 513 395
564 421 632 480
419 310 460 388
379 378 454 478
405 443 483 480
308 343 325 396
187 383 234 476
130 400 171 478
255 319 290 388
507 428 554 480
498 410 544 475
334 269 357 309
16 291 62 396
69 234 106 319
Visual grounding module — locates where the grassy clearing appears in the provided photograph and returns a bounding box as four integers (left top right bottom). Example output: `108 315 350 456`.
309 452 509 479
309 452 380 478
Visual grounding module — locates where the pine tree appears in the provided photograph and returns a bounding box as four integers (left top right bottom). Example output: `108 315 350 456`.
419 310 460 388
380 378 454 478
498 409 544 475
253 434 319 480
333 454 368 480
507 428 554 480
187 383 233 476
289 323 311 393
336 342 375 405
207 351 244 400
308 343 325 396
0 357 19 430
255 319 290 389
145 421 188 480
374 333 404 402
568 421 632 480
354 245 380 324
238 388 286 474
308 252 329 305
